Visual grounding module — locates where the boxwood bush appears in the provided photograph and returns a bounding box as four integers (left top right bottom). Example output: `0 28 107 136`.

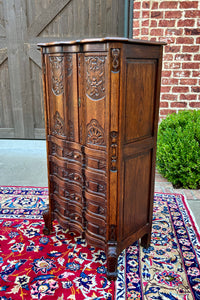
156 110 200 189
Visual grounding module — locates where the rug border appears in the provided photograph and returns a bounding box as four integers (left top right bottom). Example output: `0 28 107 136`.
155 191 200 243
0 185 48 189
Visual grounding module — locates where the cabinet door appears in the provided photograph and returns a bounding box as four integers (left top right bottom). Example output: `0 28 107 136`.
78 52 109 247
46 53 79 142
45 52 84 233
78 52 109 148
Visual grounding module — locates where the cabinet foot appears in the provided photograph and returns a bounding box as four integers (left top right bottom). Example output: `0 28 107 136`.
141 232 151 249
106 244 118 281
43 205 53 235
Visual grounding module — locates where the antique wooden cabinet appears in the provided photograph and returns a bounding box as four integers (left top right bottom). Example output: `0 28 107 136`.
39 38 164 280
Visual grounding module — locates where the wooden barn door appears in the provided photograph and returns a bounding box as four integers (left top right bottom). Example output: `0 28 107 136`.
0 0 133 139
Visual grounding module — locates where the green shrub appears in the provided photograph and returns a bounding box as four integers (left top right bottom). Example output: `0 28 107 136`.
156 110 200 189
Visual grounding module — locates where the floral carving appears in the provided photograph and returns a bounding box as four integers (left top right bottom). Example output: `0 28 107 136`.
53 111 65 136
49 56 64 96
86 119 105 146
85 56 106 100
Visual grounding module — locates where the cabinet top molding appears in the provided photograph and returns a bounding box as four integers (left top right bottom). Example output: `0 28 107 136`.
38 36 166 48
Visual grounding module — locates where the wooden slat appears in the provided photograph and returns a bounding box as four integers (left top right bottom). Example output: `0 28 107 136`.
106 0 112 36
0 24 5 37
100 0 106 37
0 58 13 128
34 128 46 139
0 49 7 65
111 0 119 36
95 0 101 37
88 0 95 37
3 0 24 137
66 0 73 37
28 45 42 68
30 59 44 131
4 0 34 138
0 38 7 49
27 0 73 37
78 0 85 38
0 128 15 138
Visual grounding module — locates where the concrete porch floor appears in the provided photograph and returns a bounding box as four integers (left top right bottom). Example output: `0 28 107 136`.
0 139 199 229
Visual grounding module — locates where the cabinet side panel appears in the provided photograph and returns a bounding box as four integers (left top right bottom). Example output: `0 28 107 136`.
122 151 152 240
124 59 157 143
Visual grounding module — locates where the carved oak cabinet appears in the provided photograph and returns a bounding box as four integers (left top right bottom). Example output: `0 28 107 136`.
39 38 164 280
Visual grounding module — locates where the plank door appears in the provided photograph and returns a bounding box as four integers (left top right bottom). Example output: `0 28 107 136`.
0 0 132 139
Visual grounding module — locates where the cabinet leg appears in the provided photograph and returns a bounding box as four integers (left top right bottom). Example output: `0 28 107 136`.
43 205 53 235
106 244 118 281
141 232 151 249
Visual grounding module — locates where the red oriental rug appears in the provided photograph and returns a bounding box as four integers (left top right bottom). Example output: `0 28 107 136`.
0 186 199 300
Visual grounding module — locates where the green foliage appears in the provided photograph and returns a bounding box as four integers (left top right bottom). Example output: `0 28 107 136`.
156 110 200 189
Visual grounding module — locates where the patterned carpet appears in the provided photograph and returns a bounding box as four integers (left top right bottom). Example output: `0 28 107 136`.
0 187 199 300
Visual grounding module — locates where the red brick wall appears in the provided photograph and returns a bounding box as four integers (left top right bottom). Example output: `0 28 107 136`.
133 0 200 120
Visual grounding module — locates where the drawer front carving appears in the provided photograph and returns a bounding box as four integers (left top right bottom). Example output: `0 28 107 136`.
84 146 106 172
85 180 106 195
52 192 83 230
50 161 83 187
86 201 106 217
53 194 82 214
50 175 82 199
85 156 106 172
54 210 83 234
48 136 82 164
84 190 106 217
54 207 83 227
50 155 82 174
87 222 106 238
85 169 107 196
85 212 106 240
85 191 107 220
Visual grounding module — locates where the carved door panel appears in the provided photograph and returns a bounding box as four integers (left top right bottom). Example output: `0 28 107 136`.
79 53 108 149
46 53 78 141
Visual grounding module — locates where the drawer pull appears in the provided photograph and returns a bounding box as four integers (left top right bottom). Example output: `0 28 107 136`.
68 151 73 157
99 228 105 235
